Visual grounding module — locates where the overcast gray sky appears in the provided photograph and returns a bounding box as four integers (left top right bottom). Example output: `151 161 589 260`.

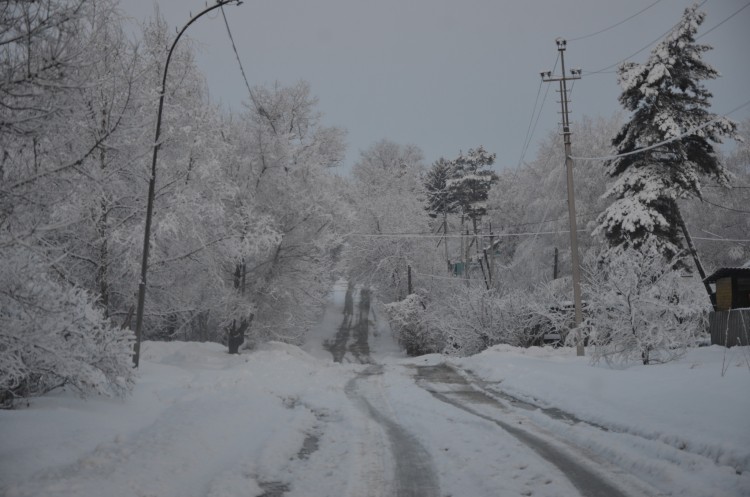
120 0 750 171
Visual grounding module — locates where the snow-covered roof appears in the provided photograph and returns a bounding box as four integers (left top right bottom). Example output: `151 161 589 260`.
703 267 750 283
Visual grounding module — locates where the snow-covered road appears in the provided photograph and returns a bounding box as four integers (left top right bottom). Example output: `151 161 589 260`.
1 280 748 496
314 282 657 497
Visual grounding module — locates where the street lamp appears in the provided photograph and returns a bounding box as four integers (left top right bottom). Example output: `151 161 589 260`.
133 0 243 367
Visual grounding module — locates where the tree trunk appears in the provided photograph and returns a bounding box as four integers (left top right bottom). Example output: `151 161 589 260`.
674 204 712 298
228 314 253 354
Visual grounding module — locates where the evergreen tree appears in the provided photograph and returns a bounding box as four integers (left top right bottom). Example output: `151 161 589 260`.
595 4 738 261
447 146 498 221
423 158 457 218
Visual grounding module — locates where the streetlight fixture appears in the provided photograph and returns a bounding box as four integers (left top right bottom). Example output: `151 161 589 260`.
133 0 243 367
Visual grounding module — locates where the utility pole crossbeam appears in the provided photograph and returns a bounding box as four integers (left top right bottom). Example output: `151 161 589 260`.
541 38 585 357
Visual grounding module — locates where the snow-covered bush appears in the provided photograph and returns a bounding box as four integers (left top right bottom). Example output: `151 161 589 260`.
583 246 710 366
409 279 576 357
495 280 575 348
432 285 504 356
0 251 135 408
383 292 443 356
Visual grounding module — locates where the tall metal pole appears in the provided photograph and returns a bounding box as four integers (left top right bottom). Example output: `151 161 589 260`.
133 0 242 367
542 39 585 356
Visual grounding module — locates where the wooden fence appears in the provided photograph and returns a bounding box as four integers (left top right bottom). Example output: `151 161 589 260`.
708 309 750 346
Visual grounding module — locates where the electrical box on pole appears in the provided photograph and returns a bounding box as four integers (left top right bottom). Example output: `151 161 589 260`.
541 38 585 357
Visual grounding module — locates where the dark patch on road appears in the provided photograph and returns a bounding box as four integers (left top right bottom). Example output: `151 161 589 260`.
323 285 373 364
323 314 351 363
257 481 290 497
297 433 320 460
349 287 372 364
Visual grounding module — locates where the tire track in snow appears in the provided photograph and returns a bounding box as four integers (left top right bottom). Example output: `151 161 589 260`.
327 284 440 496
415 363 635 497
346 366 440 497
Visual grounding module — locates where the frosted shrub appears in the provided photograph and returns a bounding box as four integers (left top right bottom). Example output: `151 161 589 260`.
433 285 505 356
1 252 135 407
383 293 443 356
584 247 710 366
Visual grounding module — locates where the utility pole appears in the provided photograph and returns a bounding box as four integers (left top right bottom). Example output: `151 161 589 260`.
489 222 495 286
443 211 450 273
542 38 585 356
553 247 559 280
463 227 470 286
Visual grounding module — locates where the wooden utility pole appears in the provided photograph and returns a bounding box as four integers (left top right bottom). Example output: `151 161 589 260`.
489 222 495 286
443 212 450 273
542 38 585 356
464 228 470 286
407 264 413 295
553 247 559 280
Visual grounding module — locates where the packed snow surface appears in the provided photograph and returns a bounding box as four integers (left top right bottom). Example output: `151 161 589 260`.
1 280 749 496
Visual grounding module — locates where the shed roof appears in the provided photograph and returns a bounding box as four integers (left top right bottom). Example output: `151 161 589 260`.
703 267 750 284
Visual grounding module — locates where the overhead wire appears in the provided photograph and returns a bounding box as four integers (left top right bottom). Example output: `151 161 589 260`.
568 0 665 42
696 1 750 40
693 237 750 243
583 0 709 76
701 198 750 214
516 53 559 168
220 4 255 102
516 81 544 168
345 230 586 240
570 98 750 161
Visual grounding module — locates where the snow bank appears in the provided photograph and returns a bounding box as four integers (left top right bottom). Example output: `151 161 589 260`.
0 340 353 497
454 344 750 486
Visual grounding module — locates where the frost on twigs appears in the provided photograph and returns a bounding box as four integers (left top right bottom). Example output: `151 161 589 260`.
584 245 710 366
383 292 443 356
0 250 135 408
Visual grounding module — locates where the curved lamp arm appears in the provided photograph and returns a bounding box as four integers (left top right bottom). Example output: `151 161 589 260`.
133 0 243 367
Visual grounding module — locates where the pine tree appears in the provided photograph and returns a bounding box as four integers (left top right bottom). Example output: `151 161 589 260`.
447 146 498 221
595 4 738 261
423 158 456 218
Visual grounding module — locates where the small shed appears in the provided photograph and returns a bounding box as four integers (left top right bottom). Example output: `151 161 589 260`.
704 267 750 346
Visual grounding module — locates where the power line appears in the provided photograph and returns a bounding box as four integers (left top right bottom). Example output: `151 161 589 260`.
220 5 255 102
568 0 664 42
694 237 750 243
701 198 750 214
516 80 544 168
571 98 750 161
517 53 559 168
584 0 708 76
696 1 750 40
412 271 468 283
345 230 586 240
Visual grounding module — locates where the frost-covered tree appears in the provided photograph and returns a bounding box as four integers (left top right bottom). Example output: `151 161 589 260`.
0 0 137 404
682 117 750 270
484 114 621 291
230 81 348 346
346 140 434 303
1 249 135 407
595 4 738 261
584 245 710 366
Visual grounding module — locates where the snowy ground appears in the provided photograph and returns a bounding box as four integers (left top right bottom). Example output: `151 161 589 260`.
1 280 749 497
